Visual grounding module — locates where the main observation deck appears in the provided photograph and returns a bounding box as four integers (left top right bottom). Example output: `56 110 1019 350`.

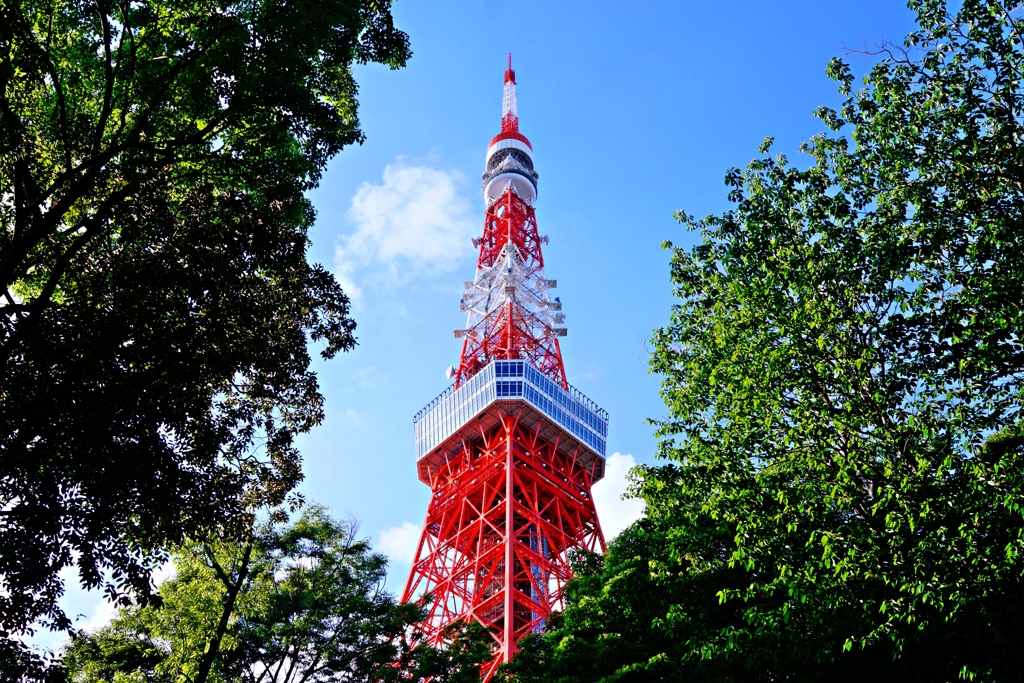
413 360 608 485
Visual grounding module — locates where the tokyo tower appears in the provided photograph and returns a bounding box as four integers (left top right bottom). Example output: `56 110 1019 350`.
402 56 608 680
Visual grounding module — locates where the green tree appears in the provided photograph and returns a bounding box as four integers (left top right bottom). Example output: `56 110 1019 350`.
61 506 490 683
0 0 409 669
495 529 755 683
504 1 1024 680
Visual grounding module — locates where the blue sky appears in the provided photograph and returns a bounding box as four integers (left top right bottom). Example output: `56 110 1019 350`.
37 0 919 652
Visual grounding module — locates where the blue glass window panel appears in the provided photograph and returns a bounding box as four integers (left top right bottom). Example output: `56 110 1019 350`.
415 359 608 460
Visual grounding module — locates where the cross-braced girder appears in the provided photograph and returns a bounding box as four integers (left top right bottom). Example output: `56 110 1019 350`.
455 187 567 390
403 409 605 679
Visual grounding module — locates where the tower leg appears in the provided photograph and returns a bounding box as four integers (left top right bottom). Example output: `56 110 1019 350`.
503 416 514 662
402 412 605 680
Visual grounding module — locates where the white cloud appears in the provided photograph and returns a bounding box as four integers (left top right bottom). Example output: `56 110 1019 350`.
76 596 118 634
335 160 477 302
21 559 175 654
152 561 176 587
379 521 422 565
341 408 366 428
592 452 646 540
351 366 376 388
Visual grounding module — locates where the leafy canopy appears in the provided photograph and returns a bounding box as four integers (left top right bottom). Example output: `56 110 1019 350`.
504 1 1024 680
0 0 409 670
61 506 492 683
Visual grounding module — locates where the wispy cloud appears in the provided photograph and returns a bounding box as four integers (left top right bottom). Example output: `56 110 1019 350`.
593 452 646 540
350 366 376 388
341 408 366 428
379 521 422 565
335 160 477 303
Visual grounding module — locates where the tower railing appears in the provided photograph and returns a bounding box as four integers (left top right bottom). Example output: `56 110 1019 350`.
413 359 608 460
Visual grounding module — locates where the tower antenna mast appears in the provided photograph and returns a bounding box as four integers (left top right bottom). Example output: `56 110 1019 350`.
403 57 609 681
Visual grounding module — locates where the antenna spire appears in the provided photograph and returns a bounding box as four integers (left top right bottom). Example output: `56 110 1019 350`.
501 54 518 132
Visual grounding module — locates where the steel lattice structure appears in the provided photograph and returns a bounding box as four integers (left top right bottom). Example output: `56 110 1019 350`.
403 57 608 680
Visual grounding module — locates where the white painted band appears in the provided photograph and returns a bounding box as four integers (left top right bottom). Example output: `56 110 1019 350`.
486 138 534 164
484 173 537 206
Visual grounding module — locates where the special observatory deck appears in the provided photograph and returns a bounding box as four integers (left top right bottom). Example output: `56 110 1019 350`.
413 360 608 483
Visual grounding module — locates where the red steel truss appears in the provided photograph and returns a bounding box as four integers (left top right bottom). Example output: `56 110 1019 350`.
402 57 606 680
403 408 605 679
454 188 567 390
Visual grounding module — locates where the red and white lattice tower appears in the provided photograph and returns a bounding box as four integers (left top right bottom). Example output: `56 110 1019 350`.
402 56 608 680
